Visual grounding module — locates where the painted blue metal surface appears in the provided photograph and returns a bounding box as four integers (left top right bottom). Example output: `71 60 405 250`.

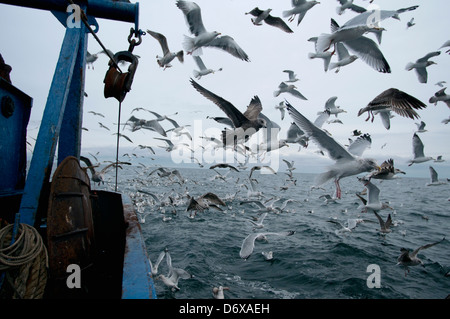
121 194 157 299
0 79 32 193
18 27 82 226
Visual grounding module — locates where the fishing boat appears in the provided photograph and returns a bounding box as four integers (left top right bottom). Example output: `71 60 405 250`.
0 0 156 299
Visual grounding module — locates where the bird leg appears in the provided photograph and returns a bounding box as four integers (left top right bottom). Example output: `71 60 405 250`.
335 179 342 199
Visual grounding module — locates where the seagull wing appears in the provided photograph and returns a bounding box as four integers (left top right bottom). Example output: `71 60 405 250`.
286 101 354 162
190 78 248 127
205 35 250 62
429 166 438 182
365 180 381 205
240 233 259 259
147 30 170 55
193 55 207 71
412 133 425 158
417 51 441 63
342 36 391 73
264 15 293 33
176 0 207 35
243 96 263 121
347 134 371 157
410 238 445 258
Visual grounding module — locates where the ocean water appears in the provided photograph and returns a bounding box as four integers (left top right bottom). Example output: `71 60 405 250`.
100 166 449 299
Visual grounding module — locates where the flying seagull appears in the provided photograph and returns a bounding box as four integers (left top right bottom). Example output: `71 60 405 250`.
239 231 295 259
336 0 366 15
190 78 266 147
176 0 249 61
286 101 380 199
274 82 307 100
397 238 446 276
282 0 320 26
405 51 440 84
245 7 293 33
147 30 184 69
192 55 222 80
429 87 450 108
407 133 434 166
426 166 447 186
365 158 405 180
358 88 427 123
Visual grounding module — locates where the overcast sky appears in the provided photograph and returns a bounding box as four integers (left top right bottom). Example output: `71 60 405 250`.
1 0 449 178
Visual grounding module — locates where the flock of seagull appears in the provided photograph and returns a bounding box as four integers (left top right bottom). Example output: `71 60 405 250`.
77 0 450 297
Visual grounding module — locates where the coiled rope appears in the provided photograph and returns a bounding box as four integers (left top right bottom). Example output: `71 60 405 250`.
0 223 48 299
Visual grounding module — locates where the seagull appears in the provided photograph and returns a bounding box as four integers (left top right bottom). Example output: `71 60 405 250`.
176 0 249 61
328 42 358 73
249 165 277 179
190 78 266 147
406 17 415 29
80 156 128 185
336 0 366 16
324 96 347 117
415 121 427 133
283 70 299 82
88 110 105 118
408 133 434 166
148 111 180 128
327 218 369 234
434 155 445 163
261 251 274 261
157 249 193 291
357 177 393 213
239 231 295 259
282 0 320 26
154 137 189 153
147 30 184 70
319 194 337 204
212 286 230 299
209 163 240 172
307 37 333 72
358 88 427 123
429 87 450 108
245 7 293 33
86 51 98 69
124 115 167 136
149 249 166 276
248 212 268 230
438 40 450 54
323 18 390 73
275 101 287 120
373 211 393 234
405 51 440 83
285 122 309 147
192 55 222 80
274 82 307 100
186 192 226 217
397 238 446 277
286 101 380 199
366 158 405 180
426 166 447 186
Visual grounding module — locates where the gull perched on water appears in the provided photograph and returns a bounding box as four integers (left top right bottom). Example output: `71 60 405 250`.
176 0 249 61
408 133 434 166
192 55 222 80
357 177 393 213
190 78 266 147
405 51 441 84
245 7 293 33
282 0 320 26
274 82 307 100
397 238 446 277
426 166 447 186
429 87 450 108
286 101 380 199
239 231 295 259
147 30 184 70
358 88 427 123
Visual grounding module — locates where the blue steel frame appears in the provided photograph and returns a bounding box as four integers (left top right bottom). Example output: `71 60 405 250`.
0 0 156 299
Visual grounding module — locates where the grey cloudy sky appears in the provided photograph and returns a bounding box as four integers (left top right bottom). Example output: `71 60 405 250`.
1 0 449 178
